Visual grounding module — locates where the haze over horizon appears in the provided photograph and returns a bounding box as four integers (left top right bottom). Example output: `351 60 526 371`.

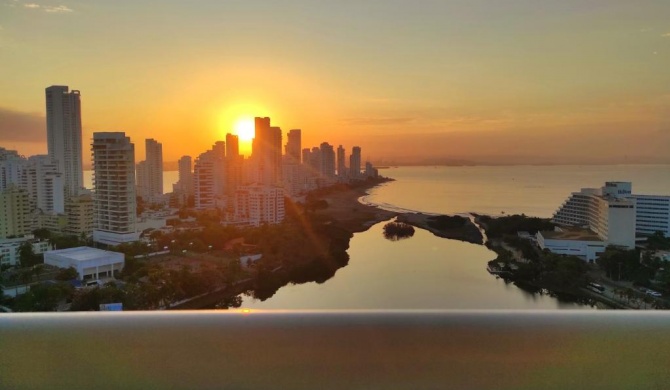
1 0 669 165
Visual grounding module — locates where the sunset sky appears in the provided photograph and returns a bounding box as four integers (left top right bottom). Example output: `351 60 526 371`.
1 0 669 165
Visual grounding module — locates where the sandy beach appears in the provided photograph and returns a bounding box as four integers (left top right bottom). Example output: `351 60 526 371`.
314 179 483 244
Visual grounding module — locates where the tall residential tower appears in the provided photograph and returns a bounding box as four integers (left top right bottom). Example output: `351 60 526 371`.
45 85 83 198
91 132 139 245
136 138 163 203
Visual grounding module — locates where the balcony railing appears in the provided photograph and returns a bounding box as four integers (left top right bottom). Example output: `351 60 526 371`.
1 311 670 389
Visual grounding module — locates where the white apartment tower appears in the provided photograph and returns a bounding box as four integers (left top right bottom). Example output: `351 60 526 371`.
45 85 83 199
194 150 217 210
24 155 64 214
235 184 285 227
136 138 163 203
91 132 139 245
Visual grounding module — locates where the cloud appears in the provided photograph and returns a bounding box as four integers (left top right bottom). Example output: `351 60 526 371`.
22 3 73 13
341 117 416 126
662 32 670 38
44 5 72 13
0 107 46 142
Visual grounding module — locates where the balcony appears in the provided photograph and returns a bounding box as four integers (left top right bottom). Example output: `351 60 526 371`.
1 311 669 389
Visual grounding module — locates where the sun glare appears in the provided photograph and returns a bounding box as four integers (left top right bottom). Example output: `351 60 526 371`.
234 118 255 142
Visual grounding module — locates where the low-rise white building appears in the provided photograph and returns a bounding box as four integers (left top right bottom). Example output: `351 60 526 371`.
44 246 124 280
536 227 607 262
0 235 52 267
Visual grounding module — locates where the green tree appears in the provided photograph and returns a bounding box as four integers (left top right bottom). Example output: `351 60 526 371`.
13 282 73 312
18 242 41 268
55 267 79 281
32 228 52 240
647 231 670 250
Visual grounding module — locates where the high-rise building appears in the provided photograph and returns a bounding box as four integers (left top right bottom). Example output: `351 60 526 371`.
301 148 311 167
0 148 25 191
136 139 163 203
226 133 239 159
193 145 227 210
282 132 305 197
65 193 94 236
285 129 301 165
91 132 139 245
308 147 322 176
252 117 282 185
24 155 64 214
45 85 83 198
234 184 285 227
172 156 194 205
194 151 216 210
365 161 378 178
349 146 362 178
213 141 226 159
337 145 346 177
282 163 306 198
225 135 243 200
0 187 31 239
320 142 336 178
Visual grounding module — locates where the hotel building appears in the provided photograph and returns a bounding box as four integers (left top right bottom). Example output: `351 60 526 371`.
541 181 670 261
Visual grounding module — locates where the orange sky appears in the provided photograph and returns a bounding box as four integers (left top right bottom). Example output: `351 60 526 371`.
1 1 669 165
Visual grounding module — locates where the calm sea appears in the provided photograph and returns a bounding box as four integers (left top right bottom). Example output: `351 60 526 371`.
364 165 670 218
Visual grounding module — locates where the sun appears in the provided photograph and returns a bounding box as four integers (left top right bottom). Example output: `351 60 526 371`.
233 117 255 142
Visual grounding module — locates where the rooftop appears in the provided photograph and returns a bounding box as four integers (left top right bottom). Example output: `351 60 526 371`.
540 227 603 242
47 246 122 261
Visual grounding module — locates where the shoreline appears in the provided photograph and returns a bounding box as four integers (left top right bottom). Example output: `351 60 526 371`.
316 178 483 245
172 177 605 311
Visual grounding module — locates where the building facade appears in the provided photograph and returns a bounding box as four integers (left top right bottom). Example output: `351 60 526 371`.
0 235 52 267
632 195 670 237
252 117 282 185
349 146 361 178
337 145 346 177
44 246 124 280
91 132 139 245
285 129 301 165
0 187 31 239
45 85 83 199
234 184 285 227
136 138 163 204
65 193 94 236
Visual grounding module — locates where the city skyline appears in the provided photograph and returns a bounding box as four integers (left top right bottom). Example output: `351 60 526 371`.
1 1 669 165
